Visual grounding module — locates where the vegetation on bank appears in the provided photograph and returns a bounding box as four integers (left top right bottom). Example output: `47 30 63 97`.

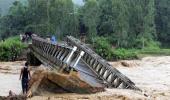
93 36 170 60
0 0 170 61
0 36 27 61
95 46 170 60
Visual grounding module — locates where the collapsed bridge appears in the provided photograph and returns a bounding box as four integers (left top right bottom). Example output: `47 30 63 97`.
28 36 141 92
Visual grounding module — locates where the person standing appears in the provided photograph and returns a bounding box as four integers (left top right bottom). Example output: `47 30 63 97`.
51 35 57 44
19 62 31 95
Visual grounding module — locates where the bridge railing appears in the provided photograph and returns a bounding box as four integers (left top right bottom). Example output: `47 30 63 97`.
31 36 82 71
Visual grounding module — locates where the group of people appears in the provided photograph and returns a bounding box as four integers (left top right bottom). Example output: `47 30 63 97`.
20 32 33 42
20 32 57 45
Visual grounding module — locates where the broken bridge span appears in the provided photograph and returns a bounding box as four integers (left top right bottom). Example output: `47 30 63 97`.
27 36 141 92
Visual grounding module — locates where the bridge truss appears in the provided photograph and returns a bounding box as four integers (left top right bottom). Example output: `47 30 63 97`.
29 36 141 91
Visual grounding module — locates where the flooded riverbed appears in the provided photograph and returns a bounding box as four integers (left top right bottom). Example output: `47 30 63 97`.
0 61 24 96
110 56 170 99
0 73 21 96
1 56 170 99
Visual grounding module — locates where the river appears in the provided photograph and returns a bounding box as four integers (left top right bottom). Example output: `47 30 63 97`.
0 56 170 99
0 61 23 96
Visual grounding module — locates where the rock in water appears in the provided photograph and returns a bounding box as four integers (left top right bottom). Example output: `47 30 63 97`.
121 61 130 67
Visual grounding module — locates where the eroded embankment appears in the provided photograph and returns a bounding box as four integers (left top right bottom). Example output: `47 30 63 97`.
27 67 104 96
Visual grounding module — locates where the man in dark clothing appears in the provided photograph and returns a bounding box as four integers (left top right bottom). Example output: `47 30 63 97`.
25 32 32 38
25 32 32 42
19 62 31 95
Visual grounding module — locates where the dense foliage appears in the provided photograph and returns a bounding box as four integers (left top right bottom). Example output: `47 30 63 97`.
0 0 170 60
0 37 27 61
93 37 114 60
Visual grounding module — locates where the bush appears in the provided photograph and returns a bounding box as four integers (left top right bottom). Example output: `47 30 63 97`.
140 48 170 55
93 36 114 60
0 36 27 61
93 36 170 60
139 41 162 54
113 48 138 60
93 37 139 60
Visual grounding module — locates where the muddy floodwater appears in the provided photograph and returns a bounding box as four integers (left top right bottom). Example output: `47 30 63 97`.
110 56 170 99
1 56 170 99
0 61 24 96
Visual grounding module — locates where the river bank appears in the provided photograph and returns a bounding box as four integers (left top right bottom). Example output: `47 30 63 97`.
0 56 170 99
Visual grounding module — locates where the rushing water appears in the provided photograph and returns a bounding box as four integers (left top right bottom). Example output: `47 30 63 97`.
117 56 170 92
110 56 170 99
0 73 21 96
1 56 170 99
0 61 23 96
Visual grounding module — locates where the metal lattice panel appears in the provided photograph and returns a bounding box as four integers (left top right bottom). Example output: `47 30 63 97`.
66 36 141 91
29 36 141 91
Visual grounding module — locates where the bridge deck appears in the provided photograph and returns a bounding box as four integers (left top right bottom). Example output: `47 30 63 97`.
76 60 103 87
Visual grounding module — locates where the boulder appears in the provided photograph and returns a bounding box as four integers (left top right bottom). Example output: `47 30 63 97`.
121 61 130 67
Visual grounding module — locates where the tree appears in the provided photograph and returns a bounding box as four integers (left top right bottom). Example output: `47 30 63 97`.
0 1 27 39
80 0 100 42
98 0 115 36
49 0 77 39
155 0 170 46
111 0 129 47
136 0 156 48
98 0 130 47
26 0 48 35
0 0 161 49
